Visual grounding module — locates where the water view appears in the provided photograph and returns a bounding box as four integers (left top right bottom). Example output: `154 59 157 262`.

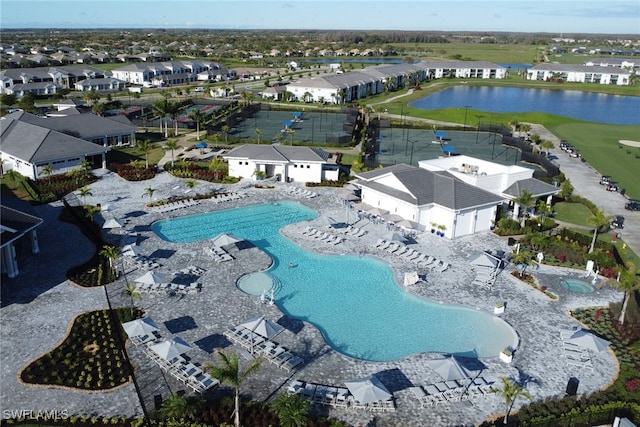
409 86 640 125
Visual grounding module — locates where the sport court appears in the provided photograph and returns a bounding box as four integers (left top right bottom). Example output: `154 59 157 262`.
229 110 353 145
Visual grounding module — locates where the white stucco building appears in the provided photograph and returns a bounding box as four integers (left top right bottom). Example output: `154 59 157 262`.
526 64 631 85
0 204 43 279
223 144 334 184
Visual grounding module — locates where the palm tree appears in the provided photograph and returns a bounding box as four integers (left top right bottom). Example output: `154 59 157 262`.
77 186 93 205
221 125 230 144
286 128 295 145
152 98 171 138
513 190 534 225
164 139 179 168
617 266 639 324
270 393 309 427
121 283 141 316
587 208 613 253
255 128 262 144
204 350 262 427
512 250 534 277
185 179 198 192
540 139 554 156
136 139 152 169
99 245 120 278
142 186 156 201
188 109 206 141
160 393 204 421
490 377 532 425
41 164 55 179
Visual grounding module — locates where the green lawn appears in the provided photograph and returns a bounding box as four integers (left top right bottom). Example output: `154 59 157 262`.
553 202 593 227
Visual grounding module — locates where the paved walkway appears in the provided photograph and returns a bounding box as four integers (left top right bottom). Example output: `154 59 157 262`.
0 170 624 426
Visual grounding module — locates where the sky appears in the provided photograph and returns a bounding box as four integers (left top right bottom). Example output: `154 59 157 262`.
1 0 639 34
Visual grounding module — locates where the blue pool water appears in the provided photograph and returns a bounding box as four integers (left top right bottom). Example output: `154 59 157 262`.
561 278 595 294
152 201 518 361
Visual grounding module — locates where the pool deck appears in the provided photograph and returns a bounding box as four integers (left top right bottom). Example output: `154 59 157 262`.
0 169 624 426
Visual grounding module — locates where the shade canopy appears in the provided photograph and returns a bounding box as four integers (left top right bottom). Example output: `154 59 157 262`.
396 219 419 230
338 190 360 201
211 233 243 248
322 216 339 228
425 356 473 381
566 329 611 352
134 271 168 285
345 375 392 404
381 231 407 243
122 244 142 257
382 213 404 223
196 141 208 149
403 271 420 287
102 218 125 229
238 316 285 339
149 337 192 360
122 317 158 338
366 207 390 217
469 252 500 269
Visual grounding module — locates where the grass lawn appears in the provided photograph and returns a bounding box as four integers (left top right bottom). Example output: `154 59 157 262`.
553 202 593 227
106 144 165 166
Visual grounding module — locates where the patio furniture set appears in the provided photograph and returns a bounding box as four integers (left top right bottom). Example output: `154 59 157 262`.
223 326 304 372
287 379 396 412
284 186 318 199
410 376 496 407
301 226 344 245
151 198 200 214
375 239 450 272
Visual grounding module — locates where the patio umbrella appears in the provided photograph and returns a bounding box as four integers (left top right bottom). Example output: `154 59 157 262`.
469 252 500 269
425 356 473 381
134 271 168 285
322 216 339 228
122 244 142 257
122 317 158 338
403 271 420 287
366 207 390 217
211 233 243 248
345 375 392 404
566 329 611 352
381 231 407 243
382 213 404 223
102 218 125 229
338 190 360 201
149 337 192 360
396 219 419 230
238 316 285 339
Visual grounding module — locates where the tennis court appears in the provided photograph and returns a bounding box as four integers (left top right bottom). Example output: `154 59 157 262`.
229 109 354 145
374 127 538 170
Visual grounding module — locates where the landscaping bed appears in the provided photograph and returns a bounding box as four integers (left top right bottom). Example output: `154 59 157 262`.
19 308 141 391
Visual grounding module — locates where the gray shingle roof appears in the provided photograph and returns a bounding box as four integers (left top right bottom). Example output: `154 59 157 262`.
0 117 107 164
356 164 504 210
224 144 329 163
6 111 135 139
502 178 560 198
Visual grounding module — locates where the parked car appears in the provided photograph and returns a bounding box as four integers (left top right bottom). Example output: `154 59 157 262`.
606 182 620 192
611 215 625 229
600 175 612 185
625 200 640 211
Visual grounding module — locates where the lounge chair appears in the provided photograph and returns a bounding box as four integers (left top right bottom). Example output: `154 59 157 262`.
281 355 304 372
410 386 432 407
378 241 392 250
287 380 305 394
437 262 450 272
394 246 409 256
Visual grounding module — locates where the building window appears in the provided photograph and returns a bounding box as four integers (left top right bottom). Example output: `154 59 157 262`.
306 165 310 168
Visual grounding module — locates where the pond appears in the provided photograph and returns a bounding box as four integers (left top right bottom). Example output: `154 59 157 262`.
409 86 640 125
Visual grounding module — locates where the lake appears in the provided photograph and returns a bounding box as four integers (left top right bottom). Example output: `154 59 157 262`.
409 86 640 125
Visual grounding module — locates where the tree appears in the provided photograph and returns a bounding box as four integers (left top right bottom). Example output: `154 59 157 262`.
204 350 262 427
77 186 93 205
188 109 206 141
121 283 141 316
255 128 262 144
41 164 55 179
490 377 532 424
92 102 105 117
540 139 554 156
185 179 198 191
587 208 612 253
616 265 639 324
512 250 534 277
152 98 171 138
164 139 179 168
221 125 230 144
286 128 295 145
17 93 36 113
270 393 309 427
83 90 101 106
136 139 152 169
160 393 203 421
560 179 573 200
513 190 534 225
142 186 156 201
99 245 120 278
1 93 18 106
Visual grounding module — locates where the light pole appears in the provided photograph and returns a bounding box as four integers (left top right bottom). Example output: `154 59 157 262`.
463 105 471 130
475 114 485 144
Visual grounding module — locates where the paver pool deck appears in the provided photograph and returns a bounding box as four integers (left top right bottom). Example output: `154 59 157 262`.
0 169 624 427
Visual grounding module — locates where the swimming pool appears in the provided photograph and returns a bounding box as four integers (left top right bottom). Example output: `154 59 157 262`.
152 201 518 361
561 278 596 294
